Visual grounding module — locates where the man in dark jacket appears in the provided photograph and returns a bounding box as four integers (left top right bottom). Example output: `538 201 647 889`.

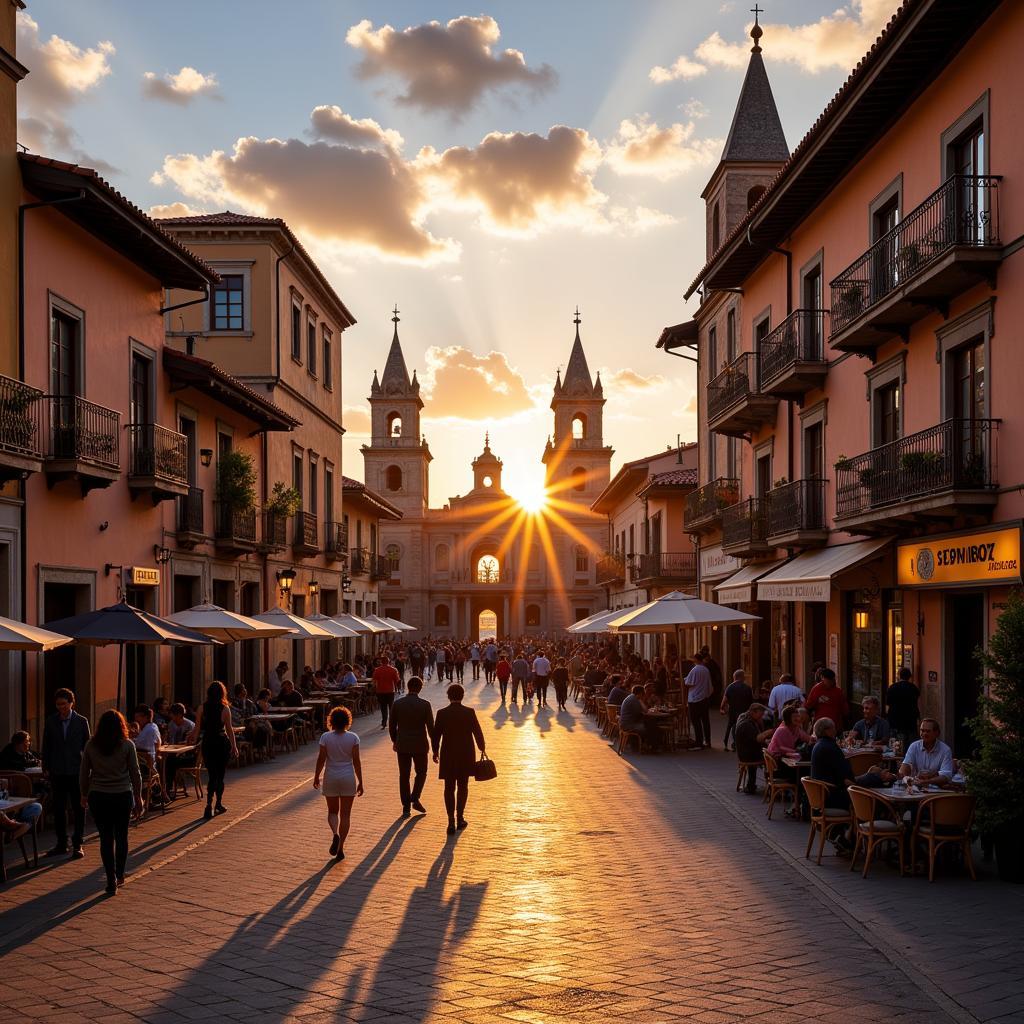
432 684 486 834
41 687 91 859
734 703 772 794
389 676 435 818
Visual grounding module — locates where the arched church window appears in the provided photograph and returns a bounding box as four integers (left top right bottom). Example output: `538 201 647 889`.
482 475 493 488
434 604 450 628
575 545 590 573
477 555 500 583
571 414 586 440
386 543 401 571
712 200 721 251
387 412 402 438
571 466 586 492
525 603 541 627
435 543 449 571
746 185 766 211
385 465 402 492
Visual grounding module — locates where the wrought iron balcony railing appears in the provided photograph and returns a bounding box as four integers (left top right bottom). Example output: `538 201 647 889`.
707 352 758 424
350 547 370 575
371 554 391 581
213 502 257 546
326 521 348 559
684 477 740 532
630 551 697 586
596 553 626 585
722 497 770 552
45 394 120 469
766 478 827 539
758 309 829 393
293 511 319 551
177 486 203 535
127 423 188 485
0 374 43 460
260 511 287 550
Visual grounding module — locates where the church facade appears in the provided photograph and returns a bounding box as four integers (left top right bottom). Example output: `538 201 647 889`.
361 314 611 638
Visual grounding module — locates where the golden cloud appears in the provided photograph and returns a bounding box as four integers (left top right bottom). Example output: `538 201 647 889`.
308 105 404 151
142 67 220 105
605 116 721 182
602 368 668 391
421 346 534 419
649 54 707 84
346 15 556 117
343 406 372 434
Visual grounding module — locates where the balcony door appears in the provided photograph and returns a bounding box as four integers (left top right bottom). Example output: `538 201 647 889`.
130 352 151 426
951 123 986 245
871 196 899 299
50 310 79 399
756 452 772 499
802 266 823 356
952 337 986 473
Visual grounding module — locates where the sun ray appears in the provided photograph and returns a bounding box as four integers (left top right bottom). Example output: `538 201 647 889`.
540 503 605 554
534 510 571 625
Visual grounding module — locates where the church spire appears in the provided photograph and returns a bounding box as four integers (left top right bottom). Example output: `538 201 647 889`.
380 304 413 393
560 306 595 396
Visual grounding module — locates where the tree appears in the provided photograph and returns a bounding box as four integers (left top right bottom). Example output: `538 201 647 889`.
215 449 257 511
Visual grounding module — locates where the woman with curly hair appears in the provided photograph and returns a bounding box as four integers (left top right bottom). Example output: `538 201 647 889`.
313 705 363 859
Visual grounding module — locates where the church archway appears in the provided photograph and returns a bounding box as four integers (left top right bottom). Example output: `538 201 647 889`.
387 412 402 437
477 609 497 640
476 554 500 583
571 413 587 440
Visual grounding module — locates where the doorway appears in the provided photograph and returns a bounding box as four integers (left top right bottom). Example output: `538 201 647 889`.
172 574 200 705
124 584 155 709
43 581 93 714
949 593 985 757
477 609 497 641
805 603 827 683
239 582 260 688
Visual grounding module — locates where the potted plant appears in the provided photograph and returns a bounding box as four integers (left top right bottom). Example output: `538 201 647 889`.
833 455 852 472
216 449 256 512
837 285 864 324
965 589 1024 882
263 481 301 545
0 387 37 451
898 241 923 275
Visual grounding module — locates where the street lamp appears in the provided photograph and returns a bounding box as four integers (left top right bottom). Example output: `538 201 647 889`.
308 578 320 612
199 448 214 467
276 566 297 605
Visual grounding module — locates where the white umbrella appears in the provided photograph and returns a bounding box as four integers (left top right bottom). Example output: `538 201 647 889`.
0 616 73 652
304 613 360 638
362 612 400 633
569 610 624 634
333 613 388 634
381 616 417 632
566 609 608 632
168 603 297 642
607 591 761 632
250 607 335 639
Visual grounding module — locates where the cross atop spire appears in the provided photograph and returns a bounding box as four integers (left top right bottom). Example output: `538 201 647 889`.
392 304 400 324
750 5 764 53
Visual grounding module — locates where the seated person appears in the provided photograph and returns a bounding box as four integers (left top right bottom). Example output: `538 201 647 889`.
274 679 304 708
0 799 42 836
618 685 661 752
0 729 42 772
809 717 857 850
257 688 292 735
767 705 814 759
132 704 162 763
851 696 891 748
166 703 195 744
899 718 954 786
232 685 271 752
152 696 171 730
735 703 773 794
605 675 629 707
339 664 359 689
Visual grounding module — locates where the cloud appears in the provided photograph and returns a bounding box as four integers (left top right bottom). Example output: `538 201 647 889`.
420 347 534 419
152 135 456 262
685 394 698 413
346 15 556 117
343 406 372 434
602 368 667 391
148 201 204 218
681 98 709 119
16 12 115 162
649 54 707 84
694 0 895 74
142 66 220 104
308 105 404 151
605 116 721 182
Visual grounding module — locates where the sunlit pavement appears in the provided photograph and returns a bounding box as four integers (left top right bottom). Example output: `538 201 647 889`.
1 679 1022 1024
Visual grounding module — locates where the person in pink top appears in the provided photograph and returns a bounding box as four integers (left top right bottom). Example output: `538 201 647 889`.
767 706 814 758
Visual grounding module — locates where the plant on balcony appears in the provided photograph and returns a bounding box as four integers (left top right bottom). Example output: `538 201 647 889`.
264 481 302 518
899 450 943 474
155 446 186 479
833 455 852 472
0 388 37 450
965 589 1024 881
216 449 256 512
836 285 864 324
773 476 788 489
898 242 923 275
858 467 876 485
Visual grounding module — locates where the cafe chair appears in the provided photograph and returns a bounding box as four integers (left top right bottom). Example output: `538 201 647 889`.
848 785 904 878
137 751 166 819
847 750 884 776
913 793 977 882
172 749 204 801
4 774 39 870
604 702 620 744
736 760 762 792
272 724 299 755
617 723 646 756
763 752 797 819
1 818 34 883
801 778 854 865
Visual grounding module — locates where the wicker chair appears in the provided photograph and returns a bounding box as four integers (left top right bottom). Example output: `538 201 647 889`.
847 750 884 776
913 793 977 882
763 752 797 819
172 749 204 801
604 702 620 744
137 751 166 818
801 777 854 865
848 785 904 878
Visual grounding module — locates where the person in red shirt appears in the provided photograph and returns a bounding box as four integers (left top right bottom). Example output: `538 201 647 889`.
805 667 850 731
373 656 400 730
495 656 513 703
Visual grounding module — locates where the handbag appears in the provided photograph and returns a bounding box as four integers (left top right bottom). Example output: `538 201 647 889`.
473 754 498 782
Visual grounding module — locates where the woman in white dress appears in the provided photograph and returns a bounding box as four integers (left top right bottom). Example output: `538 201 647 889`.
313 706 363 859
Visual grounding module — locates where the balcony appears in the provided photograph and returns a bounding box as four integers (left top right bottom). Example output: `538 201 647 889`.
176 486 204 548
292 511 320 557
258 512 287 553
830 175 1002 353
630 552 697 588
449 566 515 585
213 502 257 553
325 521 348 562
350 547 370 575
707 352 778 438
596 553 626 585
684 477 740 535
758 310 829 400
43 395 120 494
722 498 774 559
766 478 829 548
370 554 391 582
0 375 43 482
127 423 188 503
834 418 998 533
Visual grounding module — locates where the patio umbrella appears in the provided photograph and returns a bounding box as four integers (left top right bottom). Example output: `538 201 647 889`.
304 613 361 639
362 612 401 633
606 591 762 632
249 607 336 639
380 616 417 632
43 602 219 711
0 616 73 652
568 610 621 634
168 603 297 641
332 613 388 634
566 610 607 632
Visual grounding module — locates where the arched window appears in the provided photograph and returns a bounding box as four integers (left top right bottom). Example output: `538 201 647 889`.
571 466 586 492
434 604 450 628
575 545 589 573
571 413 586 440
385 543 401 571
525 603 541 627
747 185 766 210
482 474 493 488
386 412 402 438
477 554 500 583
712 200 720 251
435 543 449 571
385 465 402 492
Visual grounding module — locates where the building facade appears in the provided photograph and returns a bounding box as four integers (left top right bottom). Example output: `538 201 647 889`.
675 0 1022 750
362 315 610 637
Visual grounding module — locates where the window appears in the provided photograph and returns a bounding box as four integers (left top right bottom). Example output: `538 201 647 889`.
802 260 824 354
322 329 333 390
707 325 717 377
711 200 720 253
747 186 766 210
477 555 499 583
370 523 377 556
650 512 662 555
571 414 586 440
434 604 450 628
218 430 232 458
387 412 402 438
726 308 737 362
212 274 244 330
575 546 589 573
385 465 402 491
51 309 79 397
386 544 401 571
308 458 318 518
628 523 634 556
291 303 302 362
952 337 986 465
307 317 317 376
324 464 334 524
754 314 770 353
130 351 152 425
435 544 449 571
756 452 772 498
571 466 586 492
292 450 304 505
804 421 824 480
525 603 541 627
876 382 900 446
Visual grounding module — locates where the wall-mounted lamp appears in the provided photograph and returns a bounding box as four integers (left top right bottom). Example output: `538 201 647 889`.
308 579 320 599
342 574 353 593
276 566 297 603
854 607 870 630
153 545 171 565
199 448 214 468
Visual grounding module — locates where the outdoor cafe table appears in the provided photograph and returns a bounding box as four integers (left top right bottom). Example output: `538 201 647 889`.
157 743 197 794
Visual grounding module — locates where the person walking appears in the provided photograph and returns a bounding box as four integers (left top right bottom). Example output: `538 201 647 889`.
79 710 142 895
426 645 436 681
684 652 714 750
470 643 481 680
495 653 512 702
551 658 571 711
432 684 486 834
532 650 552 707
373 655 400 729
389 676 435 817
313 706 363 859
41 687 91 860
511 651 531 704
188 682 238 820
720 669 753 751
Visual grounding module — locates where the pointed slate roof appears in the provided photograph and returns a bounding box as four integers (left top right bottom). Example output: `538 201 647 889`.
376 306 417 396
719 25 789 164
558 309 596 397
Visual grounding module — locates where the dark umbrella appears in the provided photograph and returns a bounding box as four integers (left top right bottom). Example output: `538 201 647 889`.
44 601 219 711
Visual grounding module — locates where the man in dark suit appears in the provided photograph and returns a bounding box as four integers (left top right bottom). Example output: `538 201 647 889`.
389 675 435 818
41 687 91 859
432 683 486 834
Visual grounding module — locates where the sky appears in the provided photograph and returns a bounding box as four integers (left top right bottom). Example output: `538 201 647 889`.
15 1 899 506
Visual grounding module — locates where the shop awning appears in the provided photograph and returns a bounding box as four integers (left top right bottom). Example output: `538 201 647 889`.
756 538 891 602
714 559 789 605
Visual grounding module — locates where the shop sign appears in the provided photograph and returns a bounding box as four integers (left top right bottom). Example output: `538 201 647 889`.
758 579 831 602
897 525 1021 589
700 545 740 581
129 566 160 586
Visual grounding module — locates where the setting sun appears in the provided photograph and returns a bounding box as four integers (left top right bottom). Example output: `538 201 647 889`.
511 479 549 513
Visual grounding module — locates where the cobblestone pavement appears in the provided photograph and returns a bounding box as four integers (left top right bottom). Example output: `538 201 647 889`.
2 678 1022 1024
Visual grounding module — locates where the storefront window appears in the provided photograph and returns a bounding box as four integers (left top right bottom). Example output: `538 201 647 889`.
886 596 905 693
771 602 791 681
848 589 883 704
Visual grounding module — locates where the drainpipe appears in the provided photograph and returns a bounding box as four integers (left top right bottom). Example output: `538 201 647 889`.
17 191 87 727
